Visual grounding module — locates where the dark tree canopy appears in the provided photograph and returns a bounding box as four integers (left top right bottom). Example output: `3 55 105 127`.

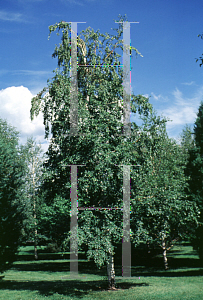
0 118 25 273
184 102 203 261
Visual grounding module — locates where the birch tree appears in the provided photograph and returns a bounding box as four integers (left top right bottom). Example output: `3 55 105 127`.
20 137 44 260
130 112 200 270
30 15 152 288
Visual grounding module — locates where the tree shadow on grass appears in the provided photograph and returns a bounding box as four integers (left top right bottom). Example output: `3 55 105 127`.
140 256 200 268
13 256 203 277
13 261 71 272
13 260 108 276
114 249 203 277
17 253 70 261
0 279 149 298
130 254 202 270
131 267 203 277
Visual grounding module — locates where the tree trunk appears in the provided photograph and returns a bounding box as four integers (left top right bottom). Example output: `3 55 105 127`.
34 239 38 260
107 252 116 289
147 241 150 254
34 223 38 260
162 233 168 270
32 152 38 261
33 200 38 260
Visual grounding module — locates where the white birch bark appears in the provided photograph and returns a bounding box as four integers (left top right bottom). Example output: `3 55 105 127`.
32 157 38 260
33 201 38 260
162 233 168 270
107 251 116 289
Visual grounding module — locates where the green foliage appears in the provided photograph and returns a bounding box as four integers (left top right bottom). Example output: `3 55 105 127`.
184 102 203 260
30 15 153 269
45 242 61 253
0 118 25 273
19 137 45 247
189 102 203 210
131 112 199 254
194 101 203 155
30 15 202 272
38 195 71 247
180 125 195 157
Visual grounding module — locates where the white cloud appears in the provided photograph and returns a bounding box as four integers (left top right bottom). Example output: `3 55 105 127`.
12 70 52 76
0 10 24 22
0 86 49 152
155 87 203 138
181 81 196 86
19 0 44 2
62 0 84 6
62 0 98 5
151 92 161 101
151 92 169 102
142 94 149 98
164 88 200 125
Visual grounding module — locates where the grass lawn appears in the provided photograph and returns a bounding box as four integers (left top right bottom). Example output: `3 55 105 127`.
0 243 203 299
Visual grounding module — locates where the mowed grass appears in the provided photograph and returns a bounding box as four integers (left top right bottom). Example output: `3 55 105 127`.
0 243 203 299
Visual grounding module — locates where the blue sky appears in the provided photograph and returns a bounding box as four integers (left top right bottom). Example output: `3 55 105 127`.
0 0 203 151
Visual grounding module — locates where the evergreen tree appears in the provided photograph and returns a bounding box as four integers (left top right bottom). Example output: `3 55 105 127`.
187 102 203 261
0 118 25 273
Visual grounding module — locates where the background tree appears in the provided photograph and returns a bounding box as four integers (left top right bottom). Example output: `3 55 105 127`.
185 102 203 262
30 16 152 288
20 137 44 260
179 125 199 247
180 125 195 161
37 194 71 252
130 112 200 270
0 118 25 273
